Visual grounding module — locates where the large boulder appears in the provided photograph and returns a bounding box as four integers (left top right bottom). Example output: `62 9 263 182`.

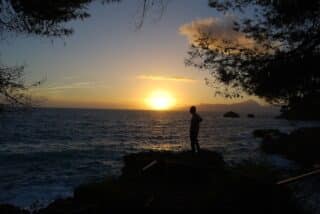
254 127 320 165
247 114 255 118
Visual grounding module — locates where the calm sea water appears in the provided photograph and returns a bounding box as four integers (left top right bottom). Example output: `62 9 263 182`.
0 108 319 208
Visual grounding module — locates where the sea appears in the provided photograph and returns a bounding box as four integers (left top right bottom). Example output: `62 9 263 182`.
0 108 319 209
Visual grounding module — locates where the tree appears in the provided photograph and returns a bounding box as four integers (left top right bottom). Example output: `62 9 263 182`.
0 0 169 107
185 0 320 119
0 0 120 107
0 0 121 38
135 0 170 28
0 65 42 107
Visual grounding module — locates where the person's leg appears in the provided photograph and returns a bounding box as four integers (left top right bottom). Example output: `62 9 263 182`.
191 141 196 154
195 139 200 153
190 135 196 154
194 132 200 153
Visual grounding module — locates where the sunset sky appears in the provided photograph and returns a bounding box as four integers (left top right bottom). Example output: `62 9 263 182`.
1 0 258 110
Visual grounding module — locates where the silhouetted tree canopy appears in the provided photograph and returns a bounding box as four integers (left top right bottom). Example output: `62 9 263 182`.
186 0 320 118
0 0 121 38
4 0 318 118
0 65 42 106
0 0 168 107
0 0 122 106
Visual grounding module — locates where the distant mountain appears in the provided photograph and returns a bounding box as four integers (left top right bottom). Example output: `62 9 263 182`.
195 100 279 115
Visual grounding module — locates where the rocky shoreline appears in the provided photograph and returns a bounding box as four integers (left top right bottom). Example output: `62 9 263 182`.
2 126 320 214
254 127 320 166
0 150 309 214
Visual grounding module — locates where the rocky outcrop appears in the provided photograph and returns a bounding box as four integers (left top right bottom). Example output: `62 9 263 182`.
254 127 320 165
223 111 240 118
0 151 306 214
247 114 255 118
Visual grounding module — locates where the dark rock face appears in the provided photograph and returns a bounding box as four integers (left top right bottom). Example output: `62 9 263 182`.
0 204 29 214
254 127 320 165
223 111 240 118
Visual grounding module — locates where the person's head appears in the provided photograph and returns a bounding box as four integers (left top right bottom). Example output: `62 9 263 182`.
190 106 196 114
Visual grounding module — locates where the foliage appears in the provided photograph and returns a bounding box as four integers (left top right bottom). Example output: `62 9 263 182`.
0 0 170 107
0 0 120 38
0 0 120 107
0 64 42 106
186 0 320 111
135 0 170 28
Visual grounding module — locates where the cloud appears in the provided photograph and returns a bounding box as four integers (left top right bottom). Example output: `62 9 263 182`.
43 81 109 91
137 75 196 82
179 16 258 51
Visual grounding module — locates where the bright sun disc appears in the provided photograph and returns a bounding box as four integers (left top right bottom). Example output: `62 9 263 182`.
146 91 175 110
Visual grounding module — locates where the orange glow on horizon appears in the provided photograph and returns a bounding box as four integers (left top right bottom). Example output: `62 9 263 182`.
145 90 176 110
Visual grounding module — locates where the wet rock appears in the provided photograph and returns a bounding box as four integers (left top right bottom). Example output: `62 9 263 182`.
255 127 320 165
223 111 240 118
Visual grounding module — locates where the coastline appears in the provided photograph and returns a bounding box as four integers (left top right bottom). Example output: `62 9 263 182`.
0 150 309 214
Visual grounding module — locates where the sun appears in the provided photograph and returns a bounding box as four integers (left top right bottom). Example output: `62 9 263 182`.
146 90 175 110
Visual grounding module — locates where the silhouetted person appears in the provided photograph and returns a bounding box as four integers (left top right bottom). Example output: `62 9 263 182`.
189 106 202 154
